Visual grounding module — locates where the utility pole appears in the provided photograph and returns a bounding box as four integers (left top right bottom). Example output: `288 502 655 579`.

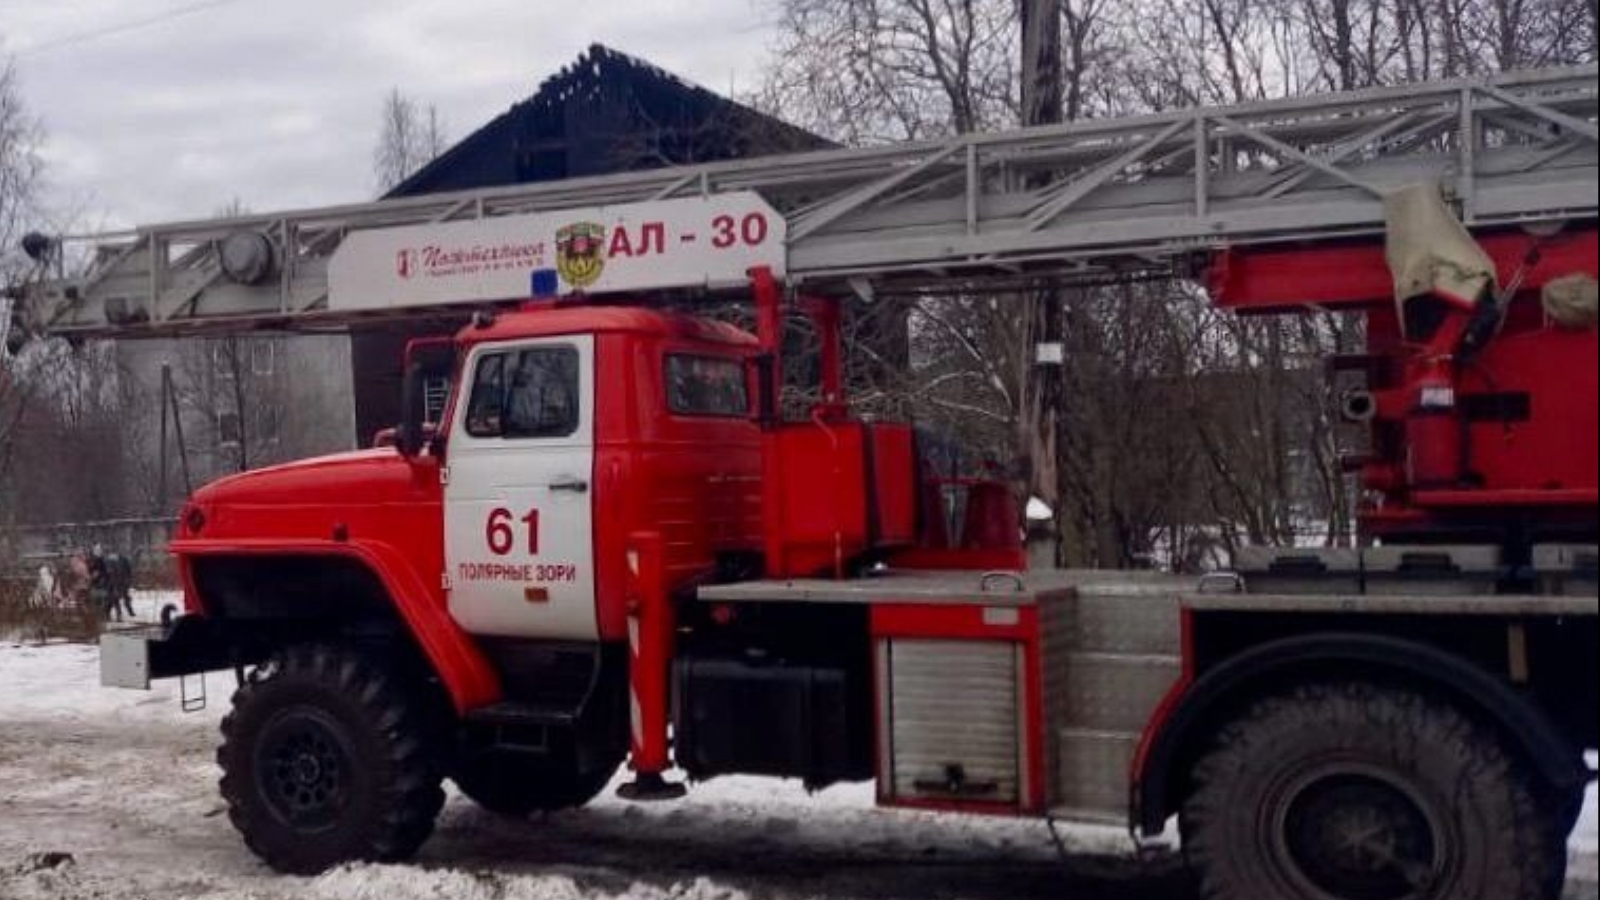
1021 0 1063 128
1019 0 1066 563
160 363 193 502
159 363 170 508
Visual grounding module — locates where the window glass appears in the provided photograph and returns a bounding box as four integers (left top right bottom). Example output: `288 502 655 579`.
422 376 451 426
251 339 276 376
216 410 241 446
464 346 579 438
253 404 280 445
665 354 748 417
464 354 504 437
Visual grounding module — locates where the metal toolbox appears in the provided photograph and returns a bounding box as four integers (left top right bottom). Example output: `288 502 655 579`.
1234 546 1361 594
1531 544 1599 596
1362 544 1500 596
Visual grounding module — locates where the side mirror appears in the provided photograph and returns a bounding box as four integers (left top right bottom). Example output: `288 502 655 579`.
396 362 427 457
394 337 455 458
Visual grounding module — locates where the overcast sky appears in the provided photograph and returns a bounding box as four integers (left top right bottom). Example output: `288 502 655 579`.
5 0 778 232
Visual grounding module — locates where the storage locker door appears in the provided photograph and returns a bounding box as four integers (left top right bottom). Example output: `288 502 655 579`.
887 639 1020 804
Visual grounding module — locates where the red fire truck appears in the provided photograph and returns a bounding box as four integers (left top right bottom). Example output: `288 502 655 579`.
84 181 1598 900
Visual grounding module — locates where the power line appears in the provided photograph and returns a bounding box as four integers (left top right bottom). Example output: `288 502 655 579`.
15 0 250 58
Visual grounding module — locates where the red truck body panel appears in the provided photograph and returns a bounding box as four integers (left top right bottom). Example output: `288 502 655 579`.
1207 227 1600 540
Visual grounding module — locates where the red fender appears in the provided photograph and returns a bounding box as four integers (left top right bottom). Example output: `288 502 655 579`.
172 538 501 713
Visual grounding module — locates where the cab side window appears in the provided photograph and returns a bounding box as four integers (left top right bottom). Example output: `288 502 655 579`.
464 346 579 439
665 354 748 417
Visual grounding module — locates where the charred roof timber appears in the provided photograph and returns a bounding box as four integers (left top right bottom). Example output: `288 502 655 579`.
386 44 834 198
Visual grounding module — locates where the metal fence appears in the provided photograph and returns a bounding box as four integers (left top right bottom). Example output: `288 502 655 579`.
0 516 178 583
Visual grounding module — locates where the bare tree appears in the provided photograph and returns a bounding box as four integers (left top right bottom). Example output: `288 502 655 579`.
758 0 1019 142
0 57 43 289
3 340 133 526
1 53 45 521
214 196 251 219
0 357 33 507
373 88 448 192
0 65 146 530
1589 0 1600 58
170 335 291 479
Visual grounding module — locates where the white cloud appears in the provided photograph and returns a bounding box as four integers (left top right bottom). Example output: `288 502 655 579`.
6 0 779 230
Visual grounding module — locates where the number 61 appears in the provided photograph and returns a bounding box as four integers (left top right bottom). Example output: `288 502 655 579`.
486 507 539 555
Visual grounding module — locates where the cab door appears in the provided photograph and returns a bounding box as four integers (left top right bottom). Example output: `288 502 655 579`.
444 335 597 639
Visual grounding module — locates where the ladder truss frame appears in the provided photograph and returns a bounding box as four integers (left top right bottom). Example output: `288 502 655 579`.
13 64 1598 340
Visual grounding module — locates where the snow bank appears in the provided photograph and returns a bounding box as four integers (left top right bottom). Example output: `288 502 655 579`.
308 866 749 900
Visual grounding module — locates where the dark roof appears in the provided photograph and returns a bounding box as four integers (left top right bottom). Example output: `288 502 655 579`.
388 44 832 198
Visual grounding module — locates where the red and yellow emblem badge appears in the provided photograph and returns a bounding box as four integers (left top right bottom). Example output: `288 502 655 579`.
555 222 607 289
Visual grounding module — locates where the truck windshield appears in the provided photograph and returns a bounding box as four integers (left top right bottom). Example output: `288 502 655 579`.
665 354 748 417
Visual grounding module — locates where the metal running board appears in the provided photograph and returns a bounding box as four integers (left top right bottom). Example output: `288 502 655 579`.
15 65 1597 339
459 701 577 757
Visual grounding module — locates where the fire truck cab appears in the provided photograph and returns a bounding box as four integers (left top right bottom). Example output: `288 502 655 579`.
438 306 763 644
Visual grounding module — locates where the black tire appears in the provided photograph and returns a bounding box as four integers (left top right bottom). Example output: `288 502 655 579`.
451 748 620 816
217 644 445 874
1182 680 1564 900
1546 783 1587 840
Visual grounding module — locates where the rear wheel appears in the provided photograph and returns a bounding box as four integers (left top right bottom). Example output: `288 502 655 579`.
217 644 445 874
451 747 621 816
1182 680 1564 900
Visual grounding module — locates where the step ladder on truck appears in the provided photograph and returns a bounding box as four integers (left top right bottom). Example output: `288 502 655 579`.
12 64 1599 900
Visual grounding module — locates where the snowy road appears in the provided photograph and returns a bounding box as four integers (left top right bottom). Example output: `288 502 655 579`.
0 617 1595 899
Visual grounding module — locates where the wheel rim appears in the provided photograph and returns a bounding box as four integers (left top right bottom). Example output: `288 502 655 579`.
255 708 355 831
1266 761 1452 900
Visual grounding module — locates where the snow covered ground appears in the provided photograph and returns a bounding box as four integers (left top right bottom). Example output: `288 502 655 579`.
0 592 1594 900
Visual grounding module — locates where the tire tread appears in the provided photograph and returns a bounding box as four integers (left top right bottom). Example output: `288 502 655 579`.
216 643 444 873
1182 680 1563 900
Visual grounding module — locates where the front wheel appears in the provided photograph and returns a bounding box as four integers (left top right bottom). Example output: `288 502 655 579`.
1182 680 1564 900
217 644 445 874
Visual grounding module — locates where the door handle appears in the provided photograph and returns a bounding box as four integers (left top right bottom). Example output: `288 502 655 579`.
549 478 589 493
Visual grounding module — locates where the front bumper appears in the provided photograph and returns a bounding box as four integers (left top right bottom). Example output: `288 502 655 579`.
99 616 240 689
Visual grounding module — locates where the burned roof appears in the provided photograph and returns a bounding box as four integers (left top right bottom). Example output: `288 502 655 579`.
388 44 832 198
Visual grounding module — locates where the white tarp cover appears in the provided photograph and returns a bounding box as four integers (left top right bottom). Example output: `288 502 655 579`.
1542 273 1599 329
1383 184 1497 331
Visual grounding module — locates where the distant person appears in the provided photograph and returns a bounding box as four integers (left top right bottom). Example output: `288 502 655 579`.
30 565 56 609
65 551 93 609
108 552 136 620
87 545 136 622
